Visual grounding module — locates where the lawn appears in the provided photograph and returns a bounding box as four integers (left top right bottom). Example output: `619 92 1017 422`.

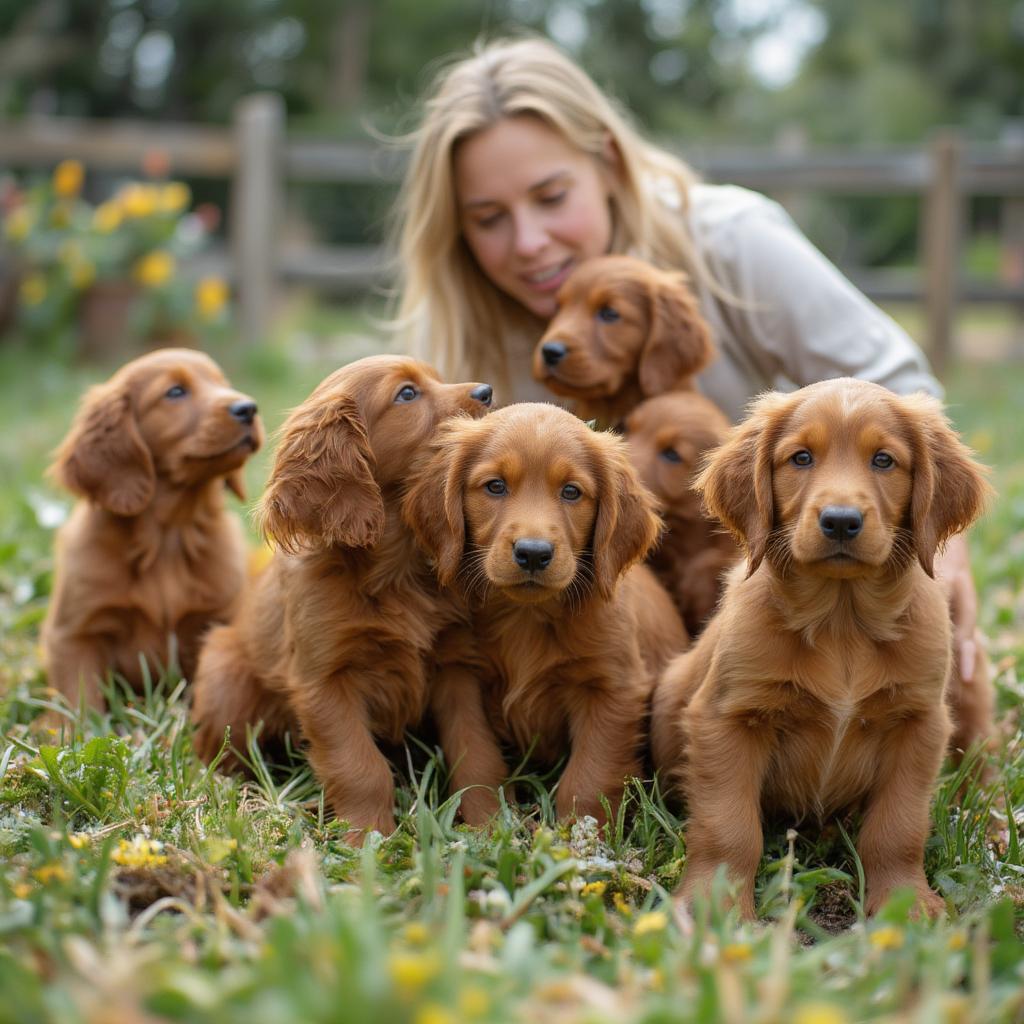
1 308 1022 1024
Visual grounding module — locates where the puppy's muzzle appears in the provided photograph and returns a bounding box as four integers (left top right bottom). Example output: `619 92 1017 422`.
819 505 863 542
229 399 258 425
513 538 554 573
470 384 493 407
540 341 568 368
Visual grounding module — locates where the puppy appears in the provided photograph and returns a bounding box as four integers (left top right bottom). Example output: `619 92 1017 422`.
191 356 492 842
42 348 262 712
651 378 992 918
622 391 740 635
532 255 714 426
404 403 687 826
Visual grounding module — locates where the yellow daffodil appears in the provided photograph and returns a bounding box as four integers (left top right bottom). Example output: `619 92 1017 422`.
19 275 47 306
634 911 668 936
793 1004 849 1024
869 925 904 951
111 836 168 868
3 207 33 242
119 183 158 218
581 880 607 897
195 275 229 319
134 250 175 288
158 182 191 213
93 201 123 233
53 159 84 198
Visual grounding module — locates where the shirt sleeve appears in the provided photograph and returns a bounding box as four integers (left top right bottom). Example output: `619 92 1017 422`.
708 196 943 400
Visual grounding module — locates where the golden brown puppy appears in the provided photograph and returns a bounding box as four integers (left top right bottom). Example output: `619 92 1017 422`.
532 255 714 426
42 348 262 712
622 391 740 635
404 403 687 826
651 378 992 919
191 356 492 843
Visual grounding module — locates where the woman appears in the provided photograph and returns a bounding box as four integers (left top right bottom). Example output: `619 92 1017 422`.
389 36 987 706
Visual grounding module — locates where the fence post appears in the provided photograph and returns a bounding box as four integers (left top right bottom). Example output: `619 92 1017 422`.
922 130 962 377
231 93 285 345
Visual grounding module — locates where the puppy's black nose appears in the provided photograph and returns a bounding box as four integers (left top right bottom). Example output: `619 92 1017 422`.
470 384 493 407
819 506 863 541
229 400 258 425
513 538 554 572
541 341 568 367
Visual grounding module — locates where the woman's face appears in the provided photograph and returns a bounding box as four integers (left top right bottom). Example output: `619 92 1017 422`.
453 115 617 320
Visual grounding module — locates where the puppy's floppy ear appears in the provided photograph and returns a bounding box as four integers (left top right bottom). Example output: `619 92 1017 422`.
258 393 383 552
637 271 714 397
589 429 663 600
695 391 791 575
903 393 993 577
402 419 476 588
48 381 155 516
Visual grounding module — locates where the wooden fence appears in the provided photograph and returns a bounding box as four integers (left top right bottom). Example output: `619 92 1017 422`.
2 93 1023 372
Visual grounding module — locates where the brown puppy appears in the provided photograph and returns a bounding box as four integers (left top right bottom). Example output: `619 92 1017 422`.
191 356 492 843
532 255 714 426
623 391 740 635
651 378 992 919
42 348 262 712
404 403 686 826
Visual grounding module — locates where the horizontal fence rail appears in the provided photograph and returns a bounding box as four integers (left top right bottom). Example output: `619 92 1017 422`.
2 95 1023 371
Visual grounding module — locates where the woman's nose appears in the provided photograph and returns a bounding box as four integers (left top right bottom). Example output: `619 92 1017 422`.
512 211 548 257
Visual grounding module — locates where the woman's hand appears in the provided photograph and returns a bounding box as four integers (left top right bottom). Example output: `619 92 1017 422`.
935 532 980 684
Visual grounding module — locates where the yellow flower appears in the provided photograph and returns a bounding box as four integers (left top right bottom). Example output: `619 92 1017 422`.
722 941 753 963
158 182 191 213
3 207 33 242
111 836 168 868
53 159 84 198
870 925 904 951
634 911 668 936
12 882 33 899
581 880 607 897
613 891 632 917
93 201 123 233
947 930 967 951
458 986 491 1018
119 183 157 218
68 833 90 850
388 950 440 997
134 250 175 288
402 922 431 946
195 275 229 319
33 863 69 884
793 1004 849 1024
19 275 47 306
414 1006 455 1024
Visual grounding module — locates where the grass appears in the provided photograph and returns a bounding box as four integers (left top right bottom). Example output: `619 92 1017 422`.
1 306 1022 1023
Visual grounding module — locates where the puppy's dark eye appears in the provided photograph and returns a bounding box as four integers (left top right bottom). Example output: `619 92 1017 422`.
791 450 813 467
165 384 188 399
660 448 683 464
561 483 582 501
872 451 895 470
395 384 419 403
484 479 507 496
596 305 620 324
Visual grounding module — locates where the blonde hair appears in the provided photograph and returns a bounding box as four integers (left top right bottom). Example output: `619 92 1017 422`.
389 36 709 396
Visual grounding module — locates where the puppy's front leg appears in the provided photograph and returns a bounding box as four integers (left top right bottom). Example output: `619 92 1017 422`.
431 662 507 826
858 706 950 917
678 709 773 919
289 676 396 844
44 635 112 715
557 687 645 825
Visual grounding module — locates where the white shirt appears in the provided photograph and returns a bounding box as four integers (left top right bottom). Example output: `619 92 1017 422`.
687 184 942 423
